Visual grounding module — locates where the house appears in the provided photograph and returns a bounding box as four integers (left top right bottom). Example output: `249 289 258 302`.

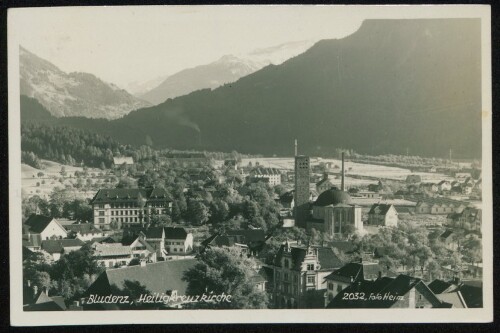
367 204 398 227
324 262 382 304
128 234 157 263
271 241 344 308
448 207 482 231
439 230 458 251
91 242 134 268
124 226 193 259
40 238 86 261
420 183 438 193
23 287 67 311
248 168 282 186
164 227 194 256
64 223 107 241
201 229 266 256
438 180 452 192
316 174 333 195
90 188 172 230
113 156 134 167
23 215 68 241
358 191 380 199
84 259 197 309
327 274 445 308
429 279 483 308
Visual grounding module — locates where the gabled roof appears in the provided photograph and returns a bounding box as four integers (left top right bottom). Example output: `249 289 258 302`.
225 229 266 243
86 259 197 301
428 279 455 294
24 215 63 234
436 292 467 308
143 226 165 239
250 168 281 176
279 191 294 204
41 239 85 254
164 227 188 240
368 204 394 216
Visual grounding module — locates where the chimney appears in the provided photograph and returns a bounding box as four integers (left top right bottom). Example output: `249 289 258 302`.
294 139 298 157
341 152 345 191
33 285 38 296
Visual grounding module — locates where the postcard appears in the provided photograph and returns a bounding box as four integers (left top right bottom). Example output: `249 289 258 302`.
8 5 492 325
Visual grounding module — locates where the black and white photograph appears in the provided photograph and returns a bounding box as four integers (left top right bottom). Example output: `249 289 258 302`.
8 5 492 325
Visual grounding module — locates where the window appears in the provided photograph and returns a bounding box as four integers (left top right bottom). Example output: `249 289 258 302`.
307 264 314 271
284 259 289 269
337 285 343 292
284 273 289 281
99 218 105 224
276 272 280 280
99 211 105 216
293 275 298 283
307 276 315 284
328 283 333 290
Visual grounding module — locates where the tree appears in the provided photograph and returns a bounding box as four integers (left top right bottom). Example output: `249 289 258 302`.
187 199 210 225
183 247 268 309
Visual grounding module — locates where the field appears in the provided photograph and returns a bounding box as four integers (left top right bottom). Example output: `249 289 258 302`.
21 160 106 200
240 157 454 183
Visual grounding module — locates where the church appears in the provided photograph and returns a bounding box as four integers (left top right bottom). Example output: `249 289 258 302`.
295 144 363 236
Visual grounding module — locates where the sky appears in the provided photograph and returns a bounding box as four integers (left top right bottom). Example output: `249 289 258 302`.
10 5 485 89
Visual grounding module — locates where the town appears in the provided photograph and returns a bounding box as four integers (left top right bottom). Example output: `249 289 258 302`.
22 138 483 311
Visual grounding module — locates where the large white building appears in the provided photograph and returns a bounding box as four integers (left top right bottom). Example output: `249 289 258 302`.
90 188 172 230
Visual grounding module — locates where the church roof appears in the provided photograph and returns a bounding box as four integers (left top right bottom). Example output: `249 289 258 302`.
314 188 352 206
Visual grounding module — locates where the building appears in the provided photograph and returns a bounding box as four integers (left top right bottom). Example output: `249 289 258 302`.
316 174 333 195
164 227 194 256
307 188 363 236
23 215 68 241
367 204 398 227
201 229 266 256
294 154 310 228
113 156 134 167
128 234 158 263
429 279 483 308
248 168 282 186
415 198 467 215
438 180 452 192
272 241 344 308
24 287 67 311
64 223 107 241
91 243 134 268
40 238 86 261
439 230 458 251
324 262 382 304
449 207 482 231
90 188 172 230
84 259 198 309
420 183 439 193
327 274 445 308
279 191 295 209
357 191 381 199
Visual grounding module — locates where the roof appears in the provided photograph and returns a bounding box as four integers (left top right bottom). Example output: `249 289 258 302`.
22 233 42 248
440 230 454 240
90 188 170 204
41 239 85 254
314 188 352 207
327 274 443 308
164 227 188 240
274 244 343 271
92 243 132 257
330 241 356 254
86 259 197 301
143 226 164 239
279 191 294 204
225 229 266 243
368 204 394 216
24 215 62 234
428 279 454 294
250 168 281 176
316 178 332 187
64 223 102 235
113 156 134 165
436 292 466 308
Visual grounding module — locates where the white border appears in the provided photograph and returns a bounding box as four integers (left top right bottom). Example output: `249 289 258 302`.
8 5 493 326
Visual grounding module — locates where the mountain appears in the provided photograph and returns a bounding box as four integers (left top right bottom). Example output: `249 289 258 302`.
21 19 482 158
19 46 151 119
138 40 316 105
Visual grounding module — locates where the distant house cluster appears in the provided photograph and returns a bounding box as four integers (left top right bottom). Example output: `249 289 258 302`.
415 198 467 215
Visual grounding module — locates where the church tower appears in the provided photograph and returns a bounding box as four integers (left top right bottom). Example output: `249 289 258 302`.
294 140 310 228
